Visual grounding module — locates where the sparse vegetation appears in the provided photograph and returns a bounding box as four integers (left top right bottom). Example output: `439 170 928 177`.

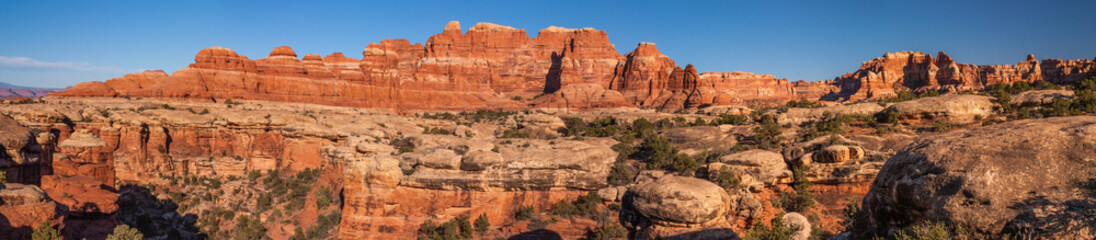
743 213 797 240
778 166 815 212
106 224 144 240
31 221 61 240
548 191 601 218
752 116 784 150
514 205 535 220
417 215 475 240
712 166 740 190
474 213 490 234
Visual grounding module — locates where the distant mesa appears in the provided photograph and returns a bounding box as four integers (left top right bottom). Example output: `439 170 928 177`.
49 21 1096 111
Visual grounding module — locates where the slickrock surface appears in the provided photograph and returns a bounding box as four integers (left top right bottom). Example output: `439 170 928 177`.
857 116 1096 239
883 94 995 124
0 183 62 240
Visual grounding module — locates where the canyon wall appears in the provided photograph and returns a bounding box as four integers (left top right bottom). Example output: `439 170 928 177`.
49 21 837 110
825 51 1096 101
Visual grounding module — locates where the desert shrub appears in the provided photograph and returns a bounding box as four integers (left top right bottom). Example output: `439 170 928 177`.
418 215 474 240
423 127 450 135
315 186 334 209
803 112 852 140
931 120 956 132
632 135 697 174
32 221 61 240
778 166 814 212
0 170 6 184
585 219 627 240
247 170 262 182
549 191 601 218
560 117 586 136
743 213 797 240
786 97 825 108
714 114 750 125
106 224 144 240
712 166 740 190
890 222 953 240
474 214 490 234
305 211 341 239
841 197 866 231
1035 81 1061 90
391 137 415 153
514 205 535 220
499 128 530 138
1073 76 1096 113
752 116 783 150
607 162 635 186
918 89 940 98
232 215 266 240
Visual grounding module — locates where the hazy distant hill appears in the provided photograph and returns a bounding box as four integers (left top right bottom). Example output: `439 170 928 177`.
0 82 59 99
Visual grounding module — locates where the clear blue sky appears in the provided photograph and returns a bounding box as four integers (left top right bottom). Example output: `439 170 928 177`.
2 0 1094 88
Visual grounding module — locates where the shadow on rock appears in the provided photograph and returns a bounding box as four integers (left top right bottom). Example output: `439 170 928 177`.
509 229 563 240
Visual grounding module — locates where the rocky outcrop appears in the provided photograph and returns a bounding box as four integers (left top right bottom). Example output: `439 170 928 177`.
332 125 616 238
883 94 995 124
776 102 885 126
711 150 790 187
621 172 763 240
1011 89 1074 105
826 51 1095 101
856 116 1096 239
0 183 62 240
51 21 841 111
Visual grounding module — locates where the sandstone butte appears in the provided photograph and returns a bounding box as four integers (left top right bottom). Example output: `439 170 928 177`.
50 21 1096 110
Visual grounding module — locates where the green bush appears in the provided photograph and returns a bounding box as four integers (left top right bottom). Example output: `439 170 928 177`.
585 220 626 240
891 222 953 240
714 114 750 125
549 191 601 218
232 215 266 240
106 224 144 240
779 166 814 212
474 214 490 234
743 213 797 240
418 215 474 240
514 205 535 220
607 162 635 186
752 116 783 150
0 170 7 184
786 97 825 108
712 166 740 190
918 89 940 98
315 186 334 209
32 221 61 240
803 112 852 140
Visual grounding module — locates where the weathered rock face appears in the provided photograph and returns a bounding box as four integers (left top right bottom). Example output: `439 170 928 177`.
0 183 62 240
0 115 51 184
1011 89 1074 105
51 21 843 111
713 149 790 186
826 51 1095 101
621 173 756 240
883 94 995 124
857 116 1096 239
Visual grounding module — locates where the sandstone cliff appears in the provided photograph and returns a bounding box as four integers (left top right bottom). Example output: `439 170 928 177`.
50 21 840 110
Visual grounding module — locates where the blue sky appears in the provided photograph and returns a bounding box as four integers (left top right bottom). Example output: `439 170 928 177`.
2 0 1094 89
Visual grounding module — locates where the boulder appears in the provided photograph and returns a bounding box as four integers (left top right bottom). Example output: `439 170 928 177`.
857 116 1096 239
1010 89 1074 105
781 212 811 240
627 175 731 227
883 94 994 124
717 149 790 185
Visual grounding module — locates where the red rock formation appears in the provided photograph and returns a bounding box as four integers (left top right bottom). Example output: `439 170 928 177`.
50 22 1094 108
51 21 837 110
826 51 1096 101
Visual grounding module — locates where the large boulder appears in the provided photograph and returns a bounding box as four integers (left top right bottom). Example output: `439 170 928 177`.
1010 90 1073 105
0 183 62 240
781 212 811 240
622 174 745 240
883 94 994 124
857 116 1096 239
628 175 731 227
715 149 790 186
